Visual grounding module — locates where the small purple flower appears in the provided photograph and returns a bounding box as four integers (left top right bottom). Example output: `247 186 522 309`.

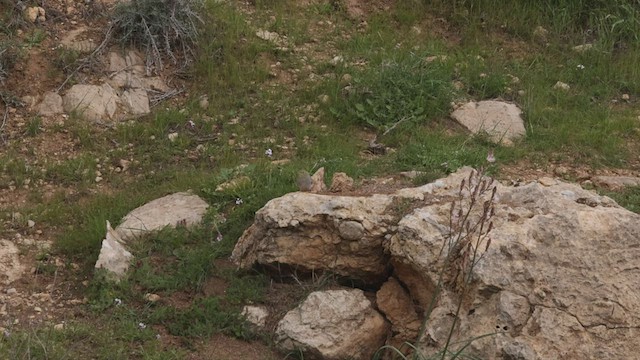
216 233 223 242
138 322 147 330
235 198 243 205
187 120 196 129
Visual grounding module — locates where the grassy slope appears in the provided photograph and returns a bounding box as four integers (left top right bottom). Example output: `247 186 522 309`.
1 0 639 358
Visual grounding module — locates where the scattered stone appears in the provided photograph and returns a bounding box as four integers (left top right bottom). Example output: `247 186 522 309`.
592 175 640 191
330 55 344 66
276 289 388 360
622 94 630 101
573 44 594 52
450 100 526 145
198 95 209 110
329 172 354 192
270 159 291 166
532 26 549 42
0 240 25 285
318 94 330 104
27 220 35 228
215 176 251 192
36 92 64 116
63 84 118 122
425 55 448 63
340 73 352 86
310 167 327 193
24 7 45 23
34 306 42 313
553 81 571 91
167 132 178 142
144 293 161 302
400 170 425 179
54 323 65 331
255 30 288 49
118 159 130 172
241 305 269 328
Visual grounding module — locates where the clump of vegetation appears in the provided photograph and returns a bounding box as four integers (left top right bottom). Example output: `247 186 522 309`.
331 53 455 132
111 0 205 72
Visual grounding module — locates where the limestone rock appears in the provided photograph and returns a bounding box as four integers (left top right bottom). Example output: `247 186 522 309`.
115 192 209 242
107 50 145 74
386 167 640 359
24 7 45 23
592 175 640 191
0 240 25 285
237 166 640 359
231 192 396 281
63 84 118 122
553 81 570 91
329 172 354 192
310 167 327 192
121 89 150 116
450 100 525 145
376 277 421 341
94 221 133 280
241 305 269 328
275 289 389 360
36 92 63 116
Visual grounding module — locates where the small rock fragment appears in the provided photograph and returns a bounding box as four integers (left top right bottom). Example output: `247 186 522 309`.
553 81 570 91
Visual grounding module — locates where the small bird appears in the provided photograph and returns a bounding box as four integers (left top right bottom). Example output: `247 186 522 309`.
296 170 313 192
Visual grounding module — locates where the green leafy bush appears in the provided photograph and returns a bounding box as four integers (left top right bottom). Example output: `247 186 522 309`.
333 53 454 131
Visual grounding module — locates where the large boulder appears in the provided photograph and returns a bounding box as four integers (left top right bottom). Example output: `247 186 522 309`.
235 167 640 359
275 289 389 360
231 192 398 282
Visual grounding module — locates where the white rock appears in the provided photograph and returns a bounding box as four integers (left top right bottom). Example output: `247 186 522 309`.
573 44 593 52
94 221 133 280
121 89 150 116
63 84 118 122
36 92 64 116
276 289 388 360
0 240 24 285
167 132 179 142
241 305 268 328
450 100 526 145
553 81 571 91
115 192 209 242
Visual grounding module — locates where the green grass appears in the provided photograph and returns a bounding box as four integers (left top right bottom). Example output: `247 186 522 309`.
2 0 640 357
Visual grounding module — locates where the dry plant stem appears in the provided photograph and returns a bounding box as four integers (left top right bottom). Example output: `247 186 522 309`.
56 24 114 93
414 168 496 360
